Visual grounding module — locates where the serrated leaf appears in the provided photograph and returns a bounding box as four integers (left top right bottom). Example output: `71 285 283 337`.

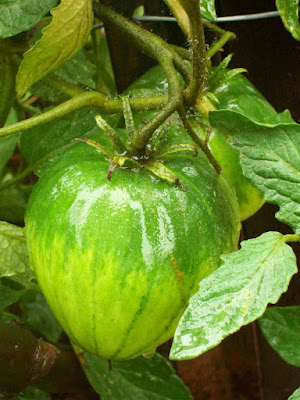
170 232 297 360
289 387 300 399
0 0 57 39
200 0 217 22
79 351 193 400
16 0 94 97
209 110 300 233
0 221 34 283
259 306 300 367
276 0 300 41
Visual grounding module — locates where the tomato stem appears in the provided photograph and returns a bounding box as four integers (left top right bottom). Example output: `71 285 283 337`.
284 234 300 243
93 2 186 153
178 108 221 174
180 0 208 105
122 97 135 145
206 31 236 59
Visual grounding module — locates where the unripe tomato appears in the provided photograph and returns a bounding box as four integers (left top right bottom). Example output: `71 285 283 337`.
125 66 292 221
25 147 240 360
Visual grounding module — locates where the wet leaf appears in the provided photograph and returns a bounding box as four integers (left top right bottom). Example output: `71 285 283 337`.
0 221 34 284
200 0 217 22
31 50 96 102
79 351 193 400
16 0 94 97
170 232 297 360
259 306 300 367
209 110 300 233
0 0 57 38
289 387 300 399
276 0 300 41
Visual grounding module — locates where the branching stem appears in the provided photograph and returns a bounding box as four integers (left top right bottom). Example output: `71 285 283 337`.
0 89 168 138
206 31 236 59
93 2 186 153
178 108 221 174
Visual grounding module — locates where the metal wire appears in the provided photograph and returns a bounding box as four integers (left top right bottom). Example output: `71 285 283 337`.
93 10 285 30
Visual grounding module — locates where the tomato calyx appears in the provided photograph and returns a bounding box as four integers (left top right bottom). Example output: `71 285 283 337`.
73 135 193 189
72 111 201 188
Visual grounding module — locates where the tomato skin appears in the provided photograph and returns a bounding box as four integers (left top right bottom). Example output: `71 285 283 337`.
207 129 265 221
25 150 240 360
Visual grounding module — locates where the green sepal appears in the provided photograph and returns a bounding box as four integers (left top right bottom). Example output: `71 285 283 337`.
153 144 198 159
144 161 185 190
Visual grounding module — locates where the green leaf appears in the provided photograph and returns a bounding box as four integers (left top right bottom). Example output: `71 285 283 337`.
19 291 63 343
0 277 25 310
80 352 193 400
209 110 300 233
19 109 118 177
17 388 51 400
259 306 300 367
289 387 300 399
0 136 16 178
0 173 32 224
214 73 294 124
276 0 300 41
0 0 58 39
209 55 247 92
0 221 34 283
16 0 94 97
0 309 20 323
0 108 19 177
133 5 145 18
200 0 217 22
170 232 297 360
31 50 96 102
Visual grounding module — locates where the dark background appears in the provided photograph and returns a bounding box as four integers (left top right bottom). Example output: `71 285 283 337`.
103 1 300 398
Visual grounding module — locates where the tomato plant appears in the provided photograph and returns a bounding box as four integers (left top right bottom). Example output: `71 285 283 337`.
0 0 299 399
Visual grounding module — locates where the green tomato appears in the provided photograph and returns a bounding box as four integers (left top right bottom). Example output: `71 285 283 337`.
25 148 240 360
125 66 293 222
206 128 264 221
